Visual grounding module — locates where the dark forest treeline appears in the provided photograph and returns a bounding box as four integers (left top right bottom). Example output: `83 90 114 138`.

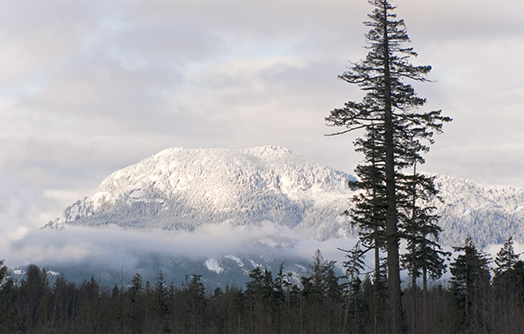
1 239 524 334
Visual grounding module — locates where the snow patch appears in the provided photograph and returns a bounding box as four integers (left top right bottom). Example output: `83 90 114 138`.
248 259 262 268
205 258 224 274
225 255 244 268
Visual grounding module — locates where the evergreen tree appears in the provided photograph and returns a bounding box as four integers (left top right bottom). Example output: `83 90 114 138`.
400 164 449 331
494 236 521 277
124 273 144 332
341 242 366 333
400 165 448 289
186 274 206 333
303 249 341 304
326 1 451 332
80 276 100 301
301 250 343 333
18 264 51 331
492 237 524 333
0 260 16 332
0 260 8 287
78 276 102 333
273 263 294 332
51 273 67 326
143 280 155 331
245 267 273 333
493 237 523 296
210 284 243 334
341 242 366 288
154 271 168 330
129 272 144 300
449 237 491 333
346 138 387 288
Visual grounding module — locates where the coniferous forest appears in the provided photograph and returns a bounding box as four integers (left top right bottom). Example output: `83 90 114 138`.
1 238 524 334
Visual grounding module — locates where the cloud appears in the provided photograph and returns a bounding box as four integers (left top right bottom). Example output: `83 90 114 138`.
3 221 360 277
5 218 521 286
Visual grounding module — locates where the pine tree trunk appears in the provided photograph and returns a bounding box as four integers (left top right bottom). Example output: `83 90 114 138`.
375 244 380 286
386 211 404 334
382 2 405 332
374 244 380 334
410 166 417 334
423 267 428 334
412 266 417 333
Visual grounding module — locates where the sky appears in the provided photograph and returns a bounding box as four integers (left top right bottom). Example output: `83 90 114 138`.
1 0 524 268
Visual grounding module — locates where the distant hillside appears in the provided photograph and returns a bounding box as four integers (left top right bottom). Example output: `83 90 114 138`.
433 175 524 246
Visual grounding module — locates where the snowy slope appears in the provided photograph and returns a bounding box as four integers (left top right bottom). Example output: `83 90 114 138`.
45 146 524 246
433 175 524 246
45 146 355 240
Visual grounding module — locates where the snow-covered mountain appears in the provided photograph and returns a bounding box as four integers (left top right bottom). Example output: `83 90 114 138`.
45 146 355 240
45 146 524 247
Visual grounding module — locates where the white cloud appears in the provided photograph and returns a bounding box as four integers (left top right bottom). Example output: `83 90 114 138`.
3 221 360 274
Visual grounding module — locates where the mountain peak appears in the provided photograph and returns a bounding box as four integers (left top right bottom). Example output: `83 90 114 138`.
46 146 353 240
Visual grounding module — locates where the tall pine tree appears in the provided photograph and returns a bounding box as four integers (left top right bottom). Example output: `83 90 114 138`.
492 237 524 332
449 237 492 333
326 1 451 332
400 164 449 332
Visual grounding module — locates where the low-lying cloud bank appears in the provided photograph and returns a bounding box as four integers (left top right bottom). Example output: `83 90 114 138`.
3 219 523 288
2 221 359 284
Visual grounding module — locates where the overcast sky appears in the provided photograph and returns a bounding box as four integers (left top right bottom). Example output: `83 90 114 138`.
1 0 524 239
